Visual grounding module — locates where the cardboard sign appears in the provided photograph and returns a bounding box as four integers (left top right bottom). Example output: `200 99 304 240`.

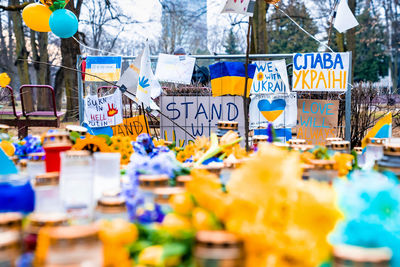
111 115 149 139
85 56 122 82
297 99 339 145
249 93 297 130
155 54 196 85
251 60 289 95
160 96 244 146
84 90 123 128
292 52 350 91
222 0 255 16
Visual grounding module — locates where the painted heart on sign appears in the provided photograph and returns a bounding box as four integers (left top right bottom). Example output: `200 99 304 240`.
258 99 286 122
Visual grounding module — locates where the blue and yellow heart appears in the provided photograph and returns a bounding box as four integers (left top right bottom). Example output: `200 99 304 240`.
257 99 286 122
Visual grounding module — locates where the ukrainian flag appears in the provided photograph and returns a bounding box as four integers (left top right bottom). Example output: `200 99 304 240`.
85 56 122 82
209 62 256 97
361 112 392 149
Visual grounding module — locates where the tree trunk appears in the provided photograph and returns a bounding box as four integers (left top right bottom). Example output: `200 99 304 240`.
37 32 51 110
250 0 268 54
54 68 64 111
10 0 33 111
61 0 83 121
336 32 345 52
346 0 356 83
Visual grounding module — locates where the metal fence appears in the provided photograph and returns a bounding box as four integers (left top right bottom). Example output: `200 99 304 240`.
77 53 352 141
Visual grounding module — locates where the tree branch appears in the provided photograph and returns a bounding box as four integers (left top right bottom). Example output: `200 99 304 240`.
0 2 29 11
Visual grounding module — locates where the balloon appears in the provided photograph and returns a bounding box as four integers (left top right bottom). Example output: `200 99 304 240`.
49 9 78 38
22 3 52 32
0 73 11 88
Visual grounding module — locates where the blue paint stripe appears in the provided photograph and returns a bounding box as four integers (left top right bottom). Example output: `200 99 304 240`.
209 62 256 80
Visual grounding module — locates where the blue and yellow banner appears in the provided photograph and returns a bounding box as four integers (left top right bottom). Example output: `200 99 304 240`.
85 56 122 82
361 112 392 149
209 62 256 97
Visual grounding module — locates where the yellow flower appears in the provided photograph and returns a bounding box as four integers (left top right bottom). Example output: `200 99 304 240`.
138 245 181 267
153 139 165 147
257 72 264 81
0 73 11 88
333 152 354 176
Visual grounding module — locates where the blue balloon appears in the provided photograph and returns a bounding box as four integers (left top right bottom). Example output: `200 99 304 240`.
49 9 78 38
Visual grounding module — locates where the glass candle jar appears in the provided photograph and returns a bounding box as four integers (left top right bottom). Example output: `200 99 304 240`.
0 230 21 267
194 230 244 267
333 244 391 267
133 175 169 224
331 141 351 154
377 143 400 179
0 213 22 233
93 152 121 201
176 175 192 188
42 132 73 173
23 213 68 253
154 187 185 215
27 153 46 180
353 147 365 168
41 225 102 267
60 151 94 224
33 172 62 213
364 138 386 169
0 174 34 213
95 196 128 221
195 163 224 177
308 159 338 183
289 139 306 146
326 137 343 148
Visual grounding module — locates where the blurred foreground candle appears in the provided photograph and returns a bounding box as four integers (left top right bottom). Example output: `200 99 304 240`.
95 196 128 221
364 138 386 169
42 132 72 172
38 224 102 266
93 152 121 201
0 213 22 232
0 231 21 266
27 153 46 179
0 174 34 213
308 159 337 183
354 147 365 167
333 245 391 267
154 187 185 215
23 213 68 253
377 143 400 179
60 150 94 223
331 141 351 154
194 230 244 267
33 172 62 213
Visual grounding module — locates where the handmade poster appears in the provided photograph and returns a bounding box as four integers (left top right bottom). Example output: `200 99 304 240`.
160 96 244 146
297 99 339 145
111 115 149 139
85 56 122 82
209 62 256 97
221 0 255 16
249 93 297 130
292 52 350 91
251 60 289 95
155 54 196 85
84 90 123 128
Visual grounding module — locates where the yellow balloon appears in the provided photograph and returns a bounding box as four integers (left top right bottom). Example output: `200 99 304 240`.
22 3 52 32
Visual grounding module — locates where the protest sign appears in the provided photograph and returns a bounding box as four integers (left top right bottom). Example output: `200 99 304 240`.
111 115 149 139
160 96 244 146
251 60 289 95
155 54 196 85
85 56 122 82
297 99 339 145
221 0 255 16
84 90 123 128
292 52 350 91
249 93 297 130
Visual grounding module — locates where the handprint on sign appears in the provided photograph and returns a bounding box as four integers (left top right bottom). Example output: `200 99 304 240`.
138 76 150 94
107 103 119 117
